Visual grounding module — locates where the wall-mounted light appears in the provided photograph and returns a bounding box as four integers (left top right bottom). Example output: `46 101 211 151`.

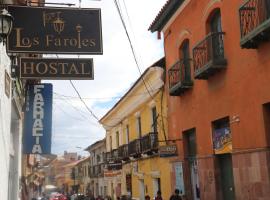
0 9 13 45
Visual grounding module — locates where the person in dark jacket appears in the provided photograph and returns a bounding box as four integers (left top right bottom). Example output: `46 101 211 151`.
154 190 163 200
169 189 182 200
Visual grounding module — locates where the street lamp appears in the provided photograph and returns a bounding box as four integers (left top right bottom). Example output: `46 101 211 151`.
0 9 13 44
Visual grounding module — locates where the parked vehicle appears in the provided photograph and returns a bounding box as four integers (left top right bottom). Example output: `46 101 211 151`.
49 193 67 200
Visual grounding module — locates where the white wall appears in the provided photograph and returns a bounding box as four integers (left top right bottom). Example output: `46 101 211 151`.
0 44 12 200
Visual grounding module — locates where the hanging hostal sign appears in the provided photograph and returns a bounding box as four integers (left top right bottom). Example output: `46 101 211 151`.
19 58 94 79
23 84 53 154
7 5 103 54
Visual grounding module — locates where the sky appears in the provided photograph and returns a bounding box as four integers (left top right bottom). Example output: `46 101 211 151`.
44 0 167 156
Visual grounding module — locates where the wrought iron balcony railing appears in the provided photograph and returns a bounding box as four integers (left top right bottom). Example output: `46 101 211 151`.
193 32 227 79
90 164 104 177
107 162 122 171
112 149 119 161
168 59 193 96
239 0 270 48
128 139 141 157
140 132 159 154
105 151 113 163
118 144 129 160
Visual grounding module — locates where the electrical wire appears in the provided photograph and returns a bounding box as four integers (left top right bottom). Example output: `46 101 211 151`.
120 0 155 93
54 93 92 120
69 80 100 122
53 102 101 127
113 0 155 100
52 88 160 100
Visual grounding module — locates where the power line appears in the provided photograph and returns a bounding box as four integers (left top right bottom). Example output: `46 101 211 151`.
52 88 160 100
54 93 92 120
69 80 100 122
113 0 155 100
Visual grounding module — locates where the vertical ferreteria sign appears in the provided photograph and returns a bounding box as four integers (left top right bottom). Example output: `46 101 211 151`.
23 84 53 154
7 6 102 54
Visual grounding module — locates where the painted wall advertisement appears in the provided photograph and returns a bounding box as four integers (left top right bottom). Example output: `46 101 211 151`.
23 84 53 154
213 127 232 154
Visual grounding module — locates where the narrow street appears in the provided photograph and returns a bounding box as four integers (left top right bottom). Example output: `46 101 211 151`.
1 0 270 200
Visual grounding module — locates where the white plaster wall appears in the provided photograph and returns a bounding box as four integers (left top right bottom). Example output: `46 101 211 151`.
0 44 12 200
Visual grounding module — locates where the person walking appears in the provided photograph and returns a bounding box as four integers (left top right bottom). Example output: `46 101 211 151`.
154 190 163 200
169 189 182 200
145 195 151 200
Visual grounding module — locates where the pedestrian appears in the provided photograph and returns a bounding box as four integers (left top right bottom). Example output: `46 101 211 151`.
169 189 182 200
145 195 151 200
154 190 163 200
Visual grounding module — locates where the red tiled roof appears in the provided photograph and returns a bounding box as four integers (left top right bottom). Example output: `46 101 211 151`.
149 0 184 32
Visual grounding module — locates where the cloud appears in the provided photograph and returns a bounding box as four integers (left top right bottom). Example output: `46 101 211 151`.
44 0 167 155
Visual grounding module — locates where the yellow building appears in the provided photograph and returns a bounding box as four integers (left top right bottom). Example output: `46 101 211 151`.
100 58 173 200
62 160 81 194
74 157 91 194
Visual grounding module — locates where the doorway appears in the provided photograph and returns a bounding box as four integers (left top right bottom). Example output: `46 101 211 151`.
183 128 200 200
217 154 235 200
152 178 161 198
139 179 145 200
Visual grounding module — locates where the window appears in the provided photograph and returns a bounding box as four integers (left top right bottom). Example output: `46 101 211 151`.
180 40 191 81
151 106 158 133
126 125 130 144
263 103 270 145
209 10 224 59
97 155 100 163
136 116 142 138
109 136 112 151
116 131 119 148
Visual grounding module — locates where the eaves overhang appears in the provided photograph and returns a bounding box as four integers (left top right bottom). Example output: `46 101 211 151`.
99 57 165 129
149 0 184 32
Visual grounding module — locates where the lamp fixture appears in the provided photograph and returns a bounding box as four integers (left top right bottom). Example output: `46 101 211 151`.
0 9 13 45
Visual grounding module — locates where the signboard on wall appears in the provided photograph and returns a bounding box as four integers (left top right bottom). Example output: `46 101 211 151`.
213 127 232 154
19 58 94 79
23 84 53 154
159 144 177 157
7 6 103 54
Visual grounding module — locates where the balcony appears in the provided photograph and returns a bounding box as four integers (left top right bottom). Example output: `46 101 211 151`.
140 132 159 155
193 32 227 79
107 162 122 171
168 59 193 96
90 164 103 178
118 144 129 161
89 167 95 178
239 0 270 48
105 151 113 163
128 139 141 158
112 149 119 162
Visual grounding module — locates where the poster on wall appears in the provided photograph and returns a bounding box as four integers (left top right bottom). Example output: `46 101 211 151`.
23 84 53 154
213 127 232 154
174 162 185 195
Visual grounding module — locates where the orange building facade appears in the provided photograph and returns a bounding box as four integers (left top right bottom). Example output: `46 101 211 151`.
150 0 270 200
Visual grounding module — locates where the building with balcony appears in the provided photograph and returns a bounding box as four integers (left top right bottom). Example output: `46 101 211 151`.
74 156 91 195
100 58 173 200
85 139 107 198
43 152 78 193
149 0 270 199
